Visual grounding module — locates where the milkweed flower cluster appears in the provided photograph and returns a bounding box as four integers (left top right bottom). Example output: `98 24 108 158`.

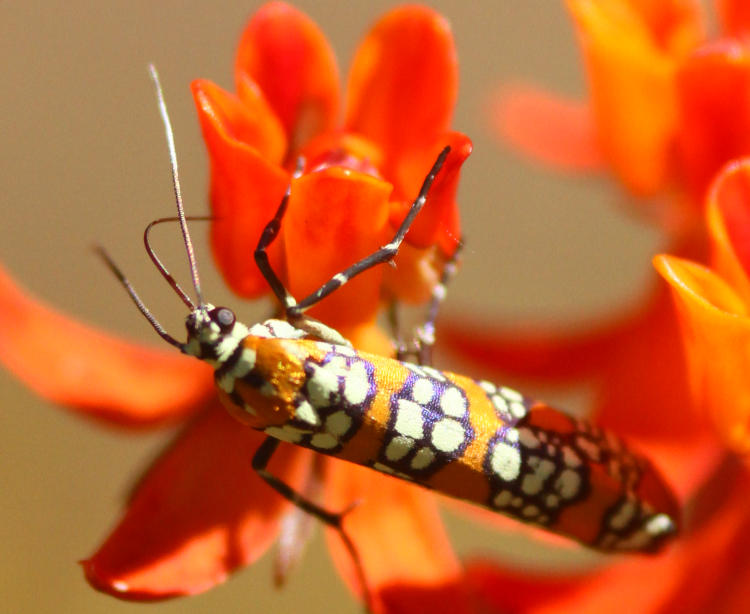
4 1 750 613
440 1 750 612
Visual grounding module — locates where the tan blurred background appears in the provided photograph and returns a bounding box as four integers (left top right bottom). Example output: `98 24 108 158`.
1 2 662 612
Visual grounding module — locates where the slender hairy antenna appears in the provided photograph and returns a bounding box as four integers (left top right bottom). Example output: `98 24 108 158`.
144 215 213 310
148 64 205 308
94 245 182 348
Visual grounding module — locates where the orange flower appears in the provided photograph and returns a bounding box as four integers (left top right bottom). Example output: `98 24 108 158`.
437 2 750 611
656 159 750 455
191 1 471 334
0 4 473 612
495 0 750 221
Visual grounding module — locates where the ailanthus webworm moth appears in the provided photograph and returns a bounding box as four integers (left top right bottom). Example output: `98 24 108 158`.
99 66 679 610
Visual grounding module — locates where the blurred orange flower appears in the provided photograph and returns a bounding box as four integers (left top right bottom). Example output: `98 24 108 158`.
495 0 750 225
455 159 750 614
0 4 473 613
438 2 750 611
657 159 750 455
442 0 741 506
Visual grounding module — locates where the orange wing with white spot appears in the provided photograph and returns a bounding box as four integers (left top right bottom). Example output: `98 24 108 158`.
220 336 678 552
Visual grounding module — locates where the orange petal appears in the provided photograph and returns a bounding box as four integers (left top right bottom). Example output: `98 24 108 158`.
235 1 339 150
655 254 750 453
707 158 750 302
437 298 643 384
345 6 457 175
191 79 290 298
193 75 285 164
566 0 680 195
0 263 212 427
491 84 604 171
82 405 311 599
283 166 392 330
625 0 705 55
323 460 469 614
677 40 750 203
387 132 472 252
718 0 750 37
466 554 680 614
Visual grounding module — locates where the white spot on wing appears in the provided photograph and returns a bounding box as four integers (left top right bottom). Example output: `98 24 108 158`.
500 386 523 401
491 442 521 481
440 386 467 417
555 469 582 499
562 446 582 467
395 399 424 439
609 500 637 530
294 400 320 426
411 446 436 470
509 401 527 418
411 378 434 405
431 418 465 453
326 411 352 436
493 490 513 507
343 362 369 405
310 433 338 449
518 427 540 449
385 436 413 461
265 425 306 444
306 363 340 407
646 513 674 535
479 380 496 393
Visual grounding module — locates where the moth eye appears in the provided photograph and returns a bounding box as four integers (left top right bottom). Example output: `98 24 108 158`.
212 307 236 332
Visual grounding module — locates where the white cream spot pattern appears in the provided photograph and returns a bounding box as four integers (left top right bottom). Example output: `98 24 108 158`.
394 399 425 439
439 386 467 417
430 418 465 453
491 442 522 481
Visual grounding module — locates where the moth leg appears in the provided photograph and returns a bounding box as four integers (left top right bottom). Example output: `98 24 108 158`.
288 146 451 320
389 240 463 366
414 240 463 366
253 159 305 312
252 437 372 612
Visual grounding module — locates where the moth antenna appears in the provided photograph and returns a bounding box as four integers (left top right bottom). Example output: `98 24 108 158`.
94 245 182 348
144 215 213 310
148 64 205 308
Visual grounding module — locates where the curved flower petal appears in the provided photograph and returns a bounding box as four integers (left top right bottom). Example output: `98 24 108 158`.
566 0 681 195
345 6 457 178
388 132 472 252
323 460 468 614
0 264 212 427
707 159 750 302
491 84 604 171
192 79 290 298
676 40 750 202
626 0 704 54
718 0 750 37
235 1 340 150
437 289 649 383
283 166 392 329
82 405 311 599
655 254 750 453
